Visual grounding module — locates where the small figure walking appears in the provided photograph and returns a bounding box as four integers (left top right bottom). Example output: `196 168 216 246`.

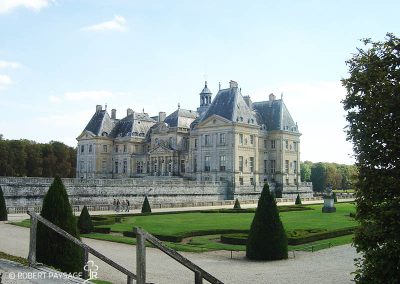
113 199 117 212
116 199 120 212
121 200 126 212
126 199 130 212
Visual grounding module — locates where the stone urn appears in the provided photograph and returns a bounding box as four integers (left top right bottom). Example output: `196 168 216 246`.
322 186 336 213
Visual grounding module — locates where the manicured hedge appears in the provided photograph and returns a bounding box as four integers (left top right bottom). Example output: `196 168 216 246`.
91 216 116 226
221 233 248 245
93 227 111 234
287 226 356 245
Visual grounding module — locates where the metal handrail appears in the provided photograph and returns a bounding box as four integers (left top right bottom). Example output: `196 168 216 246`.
27 210 136 284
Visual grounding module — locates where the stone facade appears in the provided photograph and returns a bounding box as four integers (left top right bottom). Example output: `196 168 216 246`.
76 80 312 196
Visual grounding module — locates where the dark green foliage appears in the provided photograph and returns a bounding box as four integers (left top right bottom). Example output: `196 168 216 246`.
36 177 83 273
300 161 312 182
233 198 241 209
0 185 7 221
0 138 76 177
342 33 400 283
78 206 94 234
141 196 152 213
295 194 302 205
246 183 288 260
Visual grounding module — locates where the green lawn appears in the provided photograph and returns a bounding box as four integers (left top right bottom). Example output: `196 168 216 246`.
99 203 356 237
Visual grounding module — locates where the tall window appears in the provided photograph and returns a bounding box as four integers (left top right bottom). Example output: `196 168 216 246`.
285 160 289 173
270 160 276 173
205 135 211 146
115 161 119 173
219 133 226 144
103 145 108 152
264 139 267 149
293 160 297 174
168 160 172 172
115 145 119 153
193 157 197 173
81 145 85 153
89 144 92 153
250 177 254 185
250 135 254 145
293 141 298 151
249 157 254 173
264 160 267 174
204 156 211 172
219 155 226 171
123 145 127 153
180 160 185 173
285 140 289 150
169 137 173 147
239 134 243 145
239 177 244 185
239 156 243 172
136 161 143 173
271 140 276 149
123 160 127 173
194 138 198 148
102 160 107 173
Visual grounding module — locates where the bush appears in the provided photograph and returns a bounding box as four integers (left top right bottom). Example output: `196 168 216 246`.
141 196 152 214
246 183 288 260
221 233 248 245
36 177 84 273
78 206 94 234
0 185 7 221
287 227 356 245
93 227 111 234
233 198 241 209
295 194 302 205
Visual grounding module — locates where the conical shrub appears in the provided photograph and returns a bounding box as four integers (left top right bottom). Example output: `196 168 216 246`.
246 183 288 260
295 194 302 205
36 177 84 273
233 198 241 209
141 196 152 213
78 205 94 234
0 185 7 221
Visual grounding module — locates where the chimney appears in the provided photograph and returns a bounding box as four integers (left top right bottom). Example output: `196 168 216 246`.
111 109 117 119
127 108 134 116
243 96 253 109
96 105 102 112
229 80 238 88
269 93 276 106
159 112 166 122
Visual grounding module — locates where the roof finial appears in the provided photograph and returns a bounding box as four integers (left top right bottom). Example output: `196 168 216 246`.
142 108 144 113
219 82 221 90
281 92 283 100
178 103 180 109
105 103 107 110
205 80 207 88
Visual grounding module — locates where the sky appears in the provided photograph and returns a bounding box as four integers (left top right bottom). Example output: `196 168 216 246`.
0 0 399 165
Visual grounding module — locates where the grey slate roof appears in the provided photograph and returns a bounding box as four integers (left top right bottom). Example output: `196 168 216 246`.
200 84 212 95
196 87 258 126
84 110 114 136
110 113 156 138
253 100 298 132
164 108 198 129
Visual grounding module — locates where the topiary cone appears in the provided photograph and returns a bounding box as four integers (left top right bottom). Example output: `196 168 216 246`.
246 183 288 260
234 198 241 209
36 177 84 273
141 196 152 213
78 205 94 234
295 194 302 205
0 185 7 221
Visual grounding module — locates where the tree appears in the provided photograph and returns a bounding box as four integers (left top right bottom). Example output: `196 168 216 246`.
300 161 312 182
78 205 94 234
141 196 152 213
295 194 302 205
233 198 241 209
310 163 326 192
246 183 288 260
36 177 83 273
0 185 7 221
342 33 400 283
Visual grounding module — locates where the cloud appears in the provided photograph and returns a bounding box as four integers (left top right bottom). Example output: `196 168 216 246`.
0 60 21 69
81 15 128 32
49 90 118 103
0 74 12 89
0 0 53 13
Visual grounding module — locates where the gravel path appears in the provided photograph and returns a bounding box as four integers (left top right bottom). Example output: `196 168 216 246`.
0 221 357 284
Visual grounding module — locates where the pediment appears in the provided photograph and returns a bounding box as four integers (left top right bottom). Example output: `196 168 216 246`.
197 115 231 128
76 130 96 140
